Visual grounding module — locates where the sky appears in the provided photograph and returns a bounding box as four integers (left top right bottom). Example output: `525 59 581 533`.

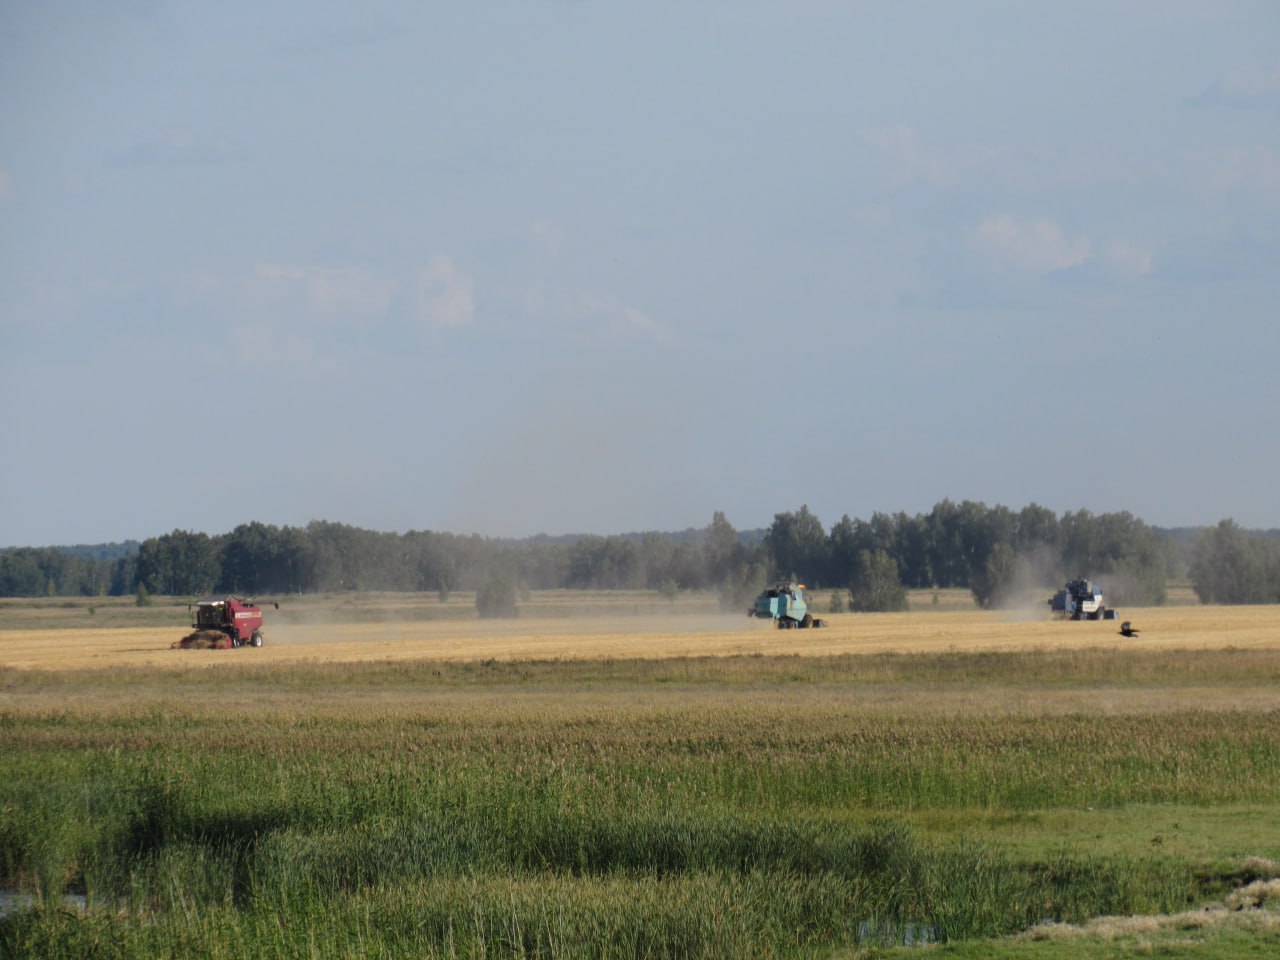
2 1 1278 547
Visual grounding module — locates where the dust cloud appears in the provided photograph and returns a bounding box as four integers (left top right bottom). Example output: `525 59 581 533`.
995 544 1060 622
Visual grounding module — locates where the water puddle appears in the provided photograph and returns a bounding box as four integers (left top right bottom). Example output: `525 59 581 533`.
858 919 939 946
0 891 89 919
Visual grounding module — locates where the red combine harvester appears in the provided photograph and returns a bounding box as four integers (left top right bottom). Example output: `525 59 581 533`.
175 596 278 649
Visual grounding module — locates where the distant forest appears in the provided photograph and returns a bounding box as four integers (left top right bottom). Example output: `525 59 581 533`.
2 504 1279 608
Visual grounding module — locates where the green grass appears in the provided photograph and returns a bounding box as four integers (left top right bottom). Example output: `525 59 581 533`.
3 649 1279 958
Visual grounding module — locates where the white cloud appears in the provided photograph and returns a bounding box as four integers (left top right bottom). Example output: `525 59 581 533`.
410 256 475 330
522 288 674 345
1212 146 1280 192
972 215 1092 276
253 263 396 326
862 124 949 184
1193 62 1280 108
176 260 480 360
225 323 345 377
577 294 675 345
1102 239 1153 279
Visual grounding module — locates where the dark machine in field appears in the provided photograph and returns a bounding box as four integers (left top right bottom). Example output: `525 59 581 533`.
173 596 278 649
1048 579 1118 621
748 580 827 629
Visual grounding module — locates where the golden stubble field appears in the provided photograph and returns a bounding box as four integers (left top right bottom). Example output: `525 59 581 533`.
1 597 1277 671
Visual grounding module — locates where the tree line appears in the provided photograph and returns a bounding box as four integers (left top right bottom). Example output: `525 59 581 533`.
3 504 1278 608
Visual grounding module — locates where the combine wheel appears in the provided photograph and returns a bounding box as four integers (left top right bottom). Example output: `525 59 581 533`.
250 631 264 648
800 613 813 629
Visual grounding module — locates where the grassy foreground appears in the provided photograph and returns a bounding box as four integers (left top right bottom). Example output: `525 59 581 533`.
3 642 1280 957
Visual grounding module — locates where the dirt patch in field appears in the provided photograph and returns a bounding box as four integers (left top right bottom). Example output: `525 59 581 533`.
1 604 1277 671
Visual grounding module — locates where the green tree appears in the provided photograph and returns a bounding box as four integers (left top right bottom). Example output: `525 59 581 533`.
1059 510 1167 605
893 511 933 588
827 514 871 589
652 540 702 591
703 511 743 588
220 522 320 594
1015 502 1060 554
764 505 828 585
969 541 1030 609
718 558 768 613
136 529 221 596
849 549 908 612
0 550 48 596
1190 519 1279 604
109 554 137 597
926 499 975 588
476 574 518 618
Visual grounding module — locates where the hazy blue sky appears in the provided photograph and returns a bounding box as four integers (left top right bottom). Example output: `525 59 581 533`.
2 2 1278 546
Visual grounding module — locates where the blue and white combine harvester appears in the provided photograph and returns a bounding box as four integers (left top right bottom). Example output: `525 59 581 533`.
1048 579 1119 621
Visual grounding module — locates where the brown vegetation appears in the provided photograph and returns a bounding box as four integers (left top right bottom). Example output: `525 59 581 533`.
170 629 230 649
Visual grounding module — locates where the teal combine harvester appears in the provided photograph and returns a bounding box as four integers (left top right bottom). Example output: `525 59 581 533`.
748 580 827 629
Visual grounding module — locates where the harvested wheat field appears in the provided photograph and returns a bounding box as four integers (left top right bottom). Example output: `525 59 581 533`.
1 597 1277 670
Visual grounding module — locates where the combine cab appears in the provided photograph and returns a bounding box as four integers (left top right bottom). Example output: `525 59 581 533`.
748 580 827 629
181 596 277 648
1048 580 1118 621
